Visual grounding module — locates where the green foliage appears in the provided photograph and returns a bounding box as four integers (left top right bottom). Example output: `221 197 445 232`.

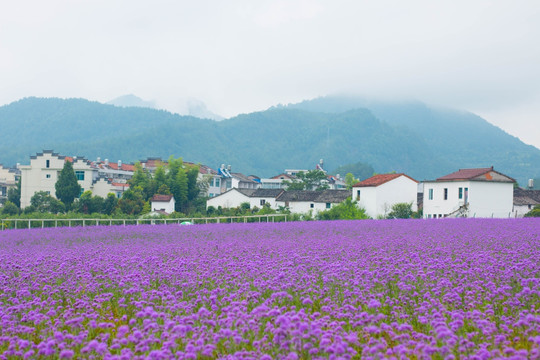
7 179 21 208
30 191 65 213
103 193 119 215
76 190 106 214
156 184 171 195
387 202 414 219
118 187 145 215
317 198 370 220
344 173 358 190
55 160 81 206
524 205 540 217
284 170 328 191
1 201 19 216
333 162 375 182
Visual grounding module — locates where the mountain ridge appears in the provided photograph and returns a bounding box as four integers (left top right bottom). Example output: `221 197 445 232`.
1 96 538 185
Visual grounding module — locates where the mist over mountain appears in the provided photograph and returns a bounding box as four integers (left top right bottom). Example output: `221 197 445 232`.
107 94 157 109
1 96 539 185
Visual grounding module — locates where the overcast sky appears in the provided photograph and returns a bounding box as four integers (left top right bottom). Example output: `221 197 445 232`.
1 0 539 148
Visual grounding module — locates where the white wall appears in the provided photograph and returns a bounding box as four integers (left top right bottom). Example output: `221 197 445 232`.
354 175 418 218
152 199 175 214
206 189 250 209
249 197 279 210
512 204 534 218
423 181 513 218
468 181 513 218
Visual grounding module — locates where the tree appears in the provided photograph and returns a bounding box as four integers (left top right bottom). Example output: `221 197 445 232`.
1 201 19 216
30 191 65 213
76 191 104 214
118 186 145 215
525 205 540 217
344 173 359 190
156 184 171 195
387 202 413 219
284 170 328 191
103 193 118 215
7 179 21 208
55 160 81 207
317 198 370 220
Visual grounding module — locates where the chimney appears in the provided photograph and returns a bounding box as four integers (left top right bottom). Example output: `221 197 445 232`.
118 160 122 169
528 179 534 190
105 159 109 166
97 157 101 163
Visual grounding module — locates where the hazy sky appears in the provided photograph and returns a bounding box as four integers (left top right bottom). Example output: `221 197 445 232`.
1 0 539 148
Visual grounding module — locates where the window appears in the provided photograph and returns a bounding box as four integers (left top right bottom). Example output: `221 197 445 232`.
209 193 215 198
464 187 469 202
356 190 361 201
443 188 448 200
46 174 51 179
427 214 432 219
226 179 232 189
310 203 314 208
326 203 331 209
260 199 266 206
45 191 50 195
215 178 220 187
116 192 122 198
46 160 50 168
79 188 84 197
75 171 85 181
458 187 463 199
428 189 433 200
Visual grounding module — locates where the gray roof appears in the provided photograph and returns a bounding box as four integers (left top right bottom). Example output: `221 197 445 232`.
236 188 284 198
513 188 540 206
277 190 350 203
231 172 259 183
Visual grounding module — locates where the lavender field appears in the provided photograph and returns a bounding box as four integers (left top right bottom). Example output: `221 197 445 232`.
1 219 539 359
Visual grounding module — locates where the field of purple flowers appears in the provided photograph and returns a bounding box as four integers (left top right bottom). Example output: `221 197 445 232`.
0 219 539 359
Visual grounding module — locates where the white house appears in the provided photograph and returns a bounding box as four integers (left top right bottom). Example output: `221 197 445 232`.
512 187 540 218
423 167 515 218
0 164 18 204
151 194 176 214
19 150 133 208
206 188 285 210
275 190 350 214
352 173 418 218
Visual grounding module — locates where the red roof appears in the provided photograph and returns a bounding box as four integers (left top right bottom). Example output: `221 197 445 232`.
436 167 494 181
111 182 130 187
107 163 135 172
352 173 417 187
151 194 173 202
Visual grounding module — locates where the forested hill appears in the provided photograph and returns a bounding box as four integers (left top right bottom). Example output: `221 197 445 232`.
1 96 539 185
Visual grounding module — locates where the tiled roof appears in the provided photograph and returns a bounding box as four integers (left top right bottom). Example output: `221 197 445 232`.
271 173 294 180
353 173 417 187
151 194 173 202
436 167 493 181
513 188 540 206
276 190 350 203
232 173 259 183
111 182 130 187
250 189 285 198
107 163 135 172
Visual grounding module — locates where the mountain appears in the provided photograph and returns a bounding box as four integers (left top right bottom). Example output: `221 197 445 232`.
1 96 539 185
107 94 157 109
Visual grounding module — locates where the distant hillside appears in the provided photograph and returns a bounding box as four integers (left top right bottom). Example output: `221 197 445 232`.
107 94 157 109
1 96 539 185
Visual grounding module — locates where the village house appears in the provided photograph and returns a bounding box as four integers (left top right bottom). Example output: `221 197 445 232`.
151 194 176 214
19 150 134 208
0 164 18 204
512 187 540 217
275 190 350 213
206 188 285 210
352 173 418 218
423 167 515 218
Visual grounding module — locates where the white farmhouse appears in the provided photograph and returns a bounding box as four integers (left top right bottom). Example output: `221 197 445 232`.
0 164 18 204
151 194 176 214
352 173 418 218
206 188 284 210
512 187 540 218
275 190 350 214
423 167 515 218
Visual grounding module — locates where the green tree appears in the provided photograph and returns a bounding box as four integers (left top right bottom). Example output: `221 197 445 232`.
103 193 119 215
156 184 171 195
30 191 65 213
186 166 200 201
344 173 359 190
7 179 21 208
55 160 81 207
525 205 540 217
1 201 19 216
284 170 328 191
387 202 413 219
118 186 145 215
174 169 189 212
317 198 369 220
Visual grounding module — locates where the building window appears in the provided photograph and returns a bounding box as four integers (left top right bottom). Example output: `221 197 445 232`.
459 187 463 199
226 179 232 189
79 188 84 197
260 199 266 206
326 203 331 209
46 174 51 179
46 160 50 168
310 203 314 208
443 188 448 200
428 189 433 200
427 214 432 219
215 178 220 187
116 192 122 198
356 190 361 201
75 171 85 181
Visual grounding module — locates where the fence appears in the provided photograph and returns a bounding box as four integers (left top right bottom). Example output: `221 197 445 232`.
0 214 289 230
